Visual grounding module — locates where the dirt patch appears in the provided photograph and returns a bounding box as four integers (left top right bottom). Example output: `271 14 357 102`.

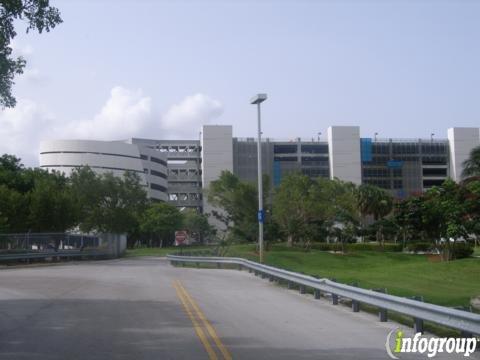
426 254 442 262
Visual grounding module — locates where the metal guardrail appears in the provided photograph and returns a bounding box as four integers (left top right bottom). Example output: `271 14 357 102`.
166 254 480 336
0 250 109 262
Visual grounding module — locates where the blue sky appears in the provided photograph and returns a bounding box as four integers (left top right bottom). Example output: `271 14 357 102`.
2 0 480 165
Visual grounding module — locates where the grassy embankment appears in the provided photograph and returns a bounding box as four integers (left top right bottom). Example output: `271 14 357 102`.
126 243 480 308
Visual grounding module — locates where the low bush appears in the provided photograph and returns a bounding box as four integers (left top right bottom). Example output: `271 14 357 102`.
309 242 403 252
405 242 434 253
310 243 343 252
349 243 403 252
451 243 474 259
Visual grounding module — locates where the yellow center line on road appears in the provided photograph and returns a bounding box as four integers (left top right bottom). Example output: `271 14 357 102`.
178 281 232 360
176 281 233 360
173 280 218 360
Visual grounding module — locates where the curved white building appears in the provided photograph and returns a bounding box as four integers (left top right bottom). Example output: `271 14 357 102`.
39 139 168 201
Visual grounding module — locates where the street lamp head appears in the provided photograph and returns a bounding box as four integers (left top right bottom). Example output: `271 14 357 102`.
250 93 267 105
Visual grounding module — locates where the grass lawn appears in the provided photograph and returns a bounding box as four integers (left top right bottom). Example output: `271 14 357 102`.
125 246 210 257
474 246 480 257
126 244 480 308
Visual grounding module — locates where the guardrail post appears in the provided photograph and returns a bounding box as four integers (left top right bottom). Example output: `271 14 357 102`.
261 272 266 279
351 282 360 312
454 306 474 338
238 264 242 271
299 285 306 294
374 288 388 322
330 278 338 305
217 263 221 269
412 296 424 333
269 275 274 282
287 281 293 289
248 268 252 273
314 289 321 299
332 293 338 305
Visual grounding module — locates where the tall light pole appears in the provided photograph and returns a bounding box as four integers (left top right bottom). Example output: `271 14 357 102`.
250 93 267 263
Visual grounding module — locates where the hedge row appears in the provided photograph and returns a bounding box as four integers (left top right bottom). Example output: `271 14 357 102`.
309 242 474 259
309 242 403 252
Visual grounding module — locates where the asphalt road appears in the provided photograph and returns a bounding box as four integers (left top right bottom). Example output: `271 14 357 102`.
0 257 477 360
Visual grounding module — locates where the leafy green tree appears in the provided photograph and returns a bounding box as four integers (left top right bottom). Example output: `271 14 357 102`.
208 171 270 243
273 173 316 247
422 179 469 260
317 178 359 250
140 202 183 247
393 198 424 246
182 209 215 244
0 184 29 232
70 167 148 234
462 145 480 179
355 184 393 247
28 172 77 232
1 0 62 107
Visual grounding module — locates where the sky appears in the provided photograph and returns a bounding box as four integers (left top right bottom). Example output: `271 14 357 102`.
1 0 480 166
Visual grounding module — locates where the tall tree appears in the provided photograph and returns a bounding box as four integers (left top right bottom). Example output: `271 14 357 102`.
70 167 148 234
355 184 393 247
140 202 183 247
462 146 480 180
207 171 270 243
182 209 215 244
1 0 62 107
28 172 77 232
273 173 316 247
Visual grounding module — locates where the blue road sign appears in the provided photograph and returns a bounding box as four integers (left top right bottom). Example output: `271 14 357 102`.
257 210 265 223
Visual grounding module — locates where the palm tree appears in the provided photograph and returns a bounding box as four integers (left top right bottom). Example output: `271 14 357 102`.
356 184 393 247
462 146 480 179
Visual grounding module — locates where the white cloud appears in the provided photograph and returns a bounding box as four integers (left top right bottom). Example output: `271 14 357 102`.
0 99 54 166
0 87 223 167
57 86 155 140
162 93 223 137
10 41 34 58
10 41 44 83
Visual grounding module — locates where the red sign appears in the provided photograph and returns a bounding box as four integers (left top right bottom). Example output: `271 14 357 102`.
175 231 187 245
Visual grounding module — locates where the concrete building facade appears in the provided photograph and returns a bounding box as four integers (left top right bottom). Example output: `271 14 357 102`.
39 125 480 228
39 139 168 201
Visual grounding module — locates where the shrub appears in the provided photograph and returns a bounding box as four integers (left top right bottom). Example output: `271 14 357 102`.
441 243 475 259
310 243 342 252
309 242 402 252
406 242 434 253
348 243 403 252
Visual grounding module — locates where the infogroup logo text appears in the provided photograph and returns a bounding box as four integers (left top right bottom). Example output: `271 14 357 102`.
385 329 478 359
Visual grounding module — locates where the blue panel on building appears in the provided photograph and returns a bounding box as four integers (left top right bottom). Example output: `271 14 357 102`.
387 160 404 168
360 138 373 162
273 161 281 187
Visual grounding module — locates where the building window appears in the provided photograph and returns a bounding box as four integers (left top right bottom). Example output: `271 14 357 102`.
151 156 167 166
150 183 167 192
300 144 328 154
423 168 447 177
274 144 297 154
274 156 297 162
151 169 167 179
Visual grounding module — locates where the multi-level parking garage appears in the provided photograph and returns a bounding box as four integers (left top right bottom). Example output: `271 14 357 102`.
39 139 168 201
131 138 203 210
39 126 480 228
